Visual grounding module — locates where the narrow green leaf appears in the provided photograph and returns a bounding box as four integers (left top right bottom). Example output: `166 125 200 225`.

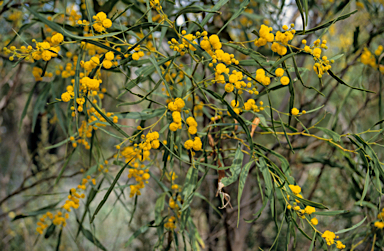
19 81 39 129
278 113 294 153
54 149 75 185
13 201 61 221
125 224 150 247
81 227 108 251
44 224 56 239
296 10 358 35
221 144 244 186
237 161 253 226
295 0 305 33
315 127 341 142
87 97 129 138
217 0 250 34
359 168 370 206
335 217 366 234
313 210 349 216
90 160 132 223
329 70 374 93
291 194 328 209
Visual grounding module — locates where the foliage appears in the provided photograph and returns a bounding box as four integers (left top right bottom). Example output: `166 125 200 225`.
0 0 384 250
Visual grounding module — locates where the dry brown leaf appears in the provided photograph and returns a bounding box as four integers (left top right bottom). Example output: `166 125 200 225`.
250 117 260 137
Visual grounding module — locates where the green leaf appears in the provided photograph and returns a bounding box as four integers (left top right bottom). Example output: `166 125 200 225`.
13 202 60 221
204 88 254 152
295 10 358 35
188 0 229 33
335 217 366 234
291 194 328 209
237 161 253 226
217 0 250 35
6 21 37 47
278 113 294 153
44 224 56 239
295 0 305 33
87 97 130 138
90 161 132 223
123 108 166 120
56 228 63 251
289 47 323 96
313 210 349 216
358 169 370 206
19 81 39 129
221 144 244 186
328 70 374 93
329 53 344 61
174 6 218 20
54 149 75 185
125 224 150 247
270 52 297 73
32 83 50 132
81 227 108 251
308 231 316 251
315 127 341 142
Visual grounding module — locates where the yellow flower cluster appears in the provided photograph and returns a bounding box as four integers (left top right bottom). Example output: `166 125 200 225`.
291 107 305 116
168 31 198 56
131 45 145 61
128 168 150 197
164 216 176 230
374 208 384 229
186 116 198 135
150 0 162 11
274 68 290 85
121 146 148 163
91 12 112 33
254 24 295 56
184 137 202 151
4 32 63 63
360 47 377 68
287 184 345 249
32 67 53 81
243 99 262 112
255 69 271 86
36 211 69 234
168 98 186 131
322 230 336 245
59 57 78 78
36 177 95 234
302 39 333 78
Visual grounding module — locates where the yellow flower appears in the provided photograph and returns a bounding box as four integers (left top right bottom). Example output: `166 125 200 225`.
102 19 112 28
184 139 194 150
103 60 113 69
215 63 227 74
51 33 64 45
374 221 384 229
280 76 290 85
336 241 345 249
169 122 179 131
105 51 114 60
275 68 284 77
192 137 202 151
304 206 316 215
61 92 71 102
310 218 318 225
322 230 336 246
186 117 197 127
132 52 140 60
291 108 299 116
188 126 197 135
225 83 234 93
289 184 301 194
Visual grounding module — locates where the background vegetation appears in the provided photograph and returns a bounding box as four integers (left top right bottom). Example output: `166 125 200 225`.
0 0 384 250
